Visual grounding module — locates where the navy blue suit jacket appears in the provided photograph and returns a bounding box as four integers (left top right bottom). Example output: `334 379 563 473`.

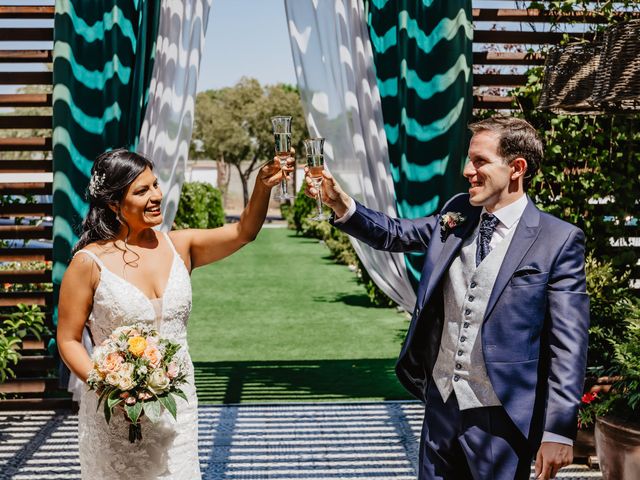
335 194 589 443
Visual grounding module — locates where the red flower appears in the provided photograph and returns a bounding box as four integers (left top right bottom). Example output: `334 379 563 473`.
581 391 598 404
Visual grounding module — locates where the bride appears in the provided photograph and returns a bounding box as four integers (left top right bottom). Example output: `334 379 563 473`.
57 148 292 479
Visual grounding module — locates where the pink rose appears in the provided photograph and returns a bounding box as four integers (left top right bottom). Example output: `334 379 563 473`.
138 391 153 401
166 362 180 380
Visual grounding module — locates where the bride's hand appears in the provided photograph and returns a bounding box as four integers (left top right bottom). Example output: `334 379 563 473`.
258 150 295 189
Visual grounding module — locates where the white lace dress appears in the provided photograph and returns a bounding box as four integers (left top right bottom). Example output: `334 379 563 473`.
75 233 201 479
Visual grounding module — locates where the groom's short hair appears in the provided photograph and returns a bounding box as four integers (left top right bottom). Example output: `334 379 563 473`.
468 116 543 189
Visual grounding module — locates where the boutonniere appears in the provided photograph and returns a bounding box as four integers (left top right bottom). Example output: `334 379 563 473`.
440 211 466 241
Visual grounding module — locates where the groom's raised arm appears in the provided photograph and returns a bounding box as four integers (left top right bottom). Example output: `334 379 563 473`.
307 169 438 253
333 199 438 253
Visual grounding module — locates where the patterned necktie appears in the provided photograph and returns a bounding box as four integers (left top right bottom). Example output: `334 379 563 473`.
476 213 500 266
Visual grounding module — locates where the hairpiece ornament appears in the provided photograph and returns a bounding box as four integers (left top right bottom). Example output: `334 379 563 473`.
88 172 106 196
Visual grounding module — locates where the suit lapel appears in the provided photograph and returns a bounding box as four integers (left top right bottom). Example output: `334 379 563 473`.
483 198 541 321
419 205 481 307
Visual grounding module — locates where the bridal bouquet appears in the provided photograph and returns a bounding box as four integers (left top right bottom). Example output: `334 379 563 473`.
87 323 187 443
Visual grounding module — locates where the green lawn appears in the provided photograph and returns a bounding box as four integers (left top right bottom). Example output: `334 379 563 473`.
188 227 412 403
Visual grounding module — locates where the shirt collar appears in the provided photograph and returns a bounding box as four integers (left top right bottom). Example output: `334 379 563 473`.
482 194 528 229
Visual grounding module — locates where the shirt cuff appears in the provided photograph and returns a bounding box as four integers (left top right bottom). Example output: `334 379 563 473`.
333 197 356 224
541 431 573 446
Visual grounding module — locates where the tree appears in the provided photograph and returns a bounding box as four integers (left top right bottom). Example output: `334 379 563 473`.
192 78 306 206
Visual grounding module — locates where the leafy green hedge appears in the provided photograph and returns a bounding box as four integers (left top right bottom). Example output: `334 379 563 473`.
174 182 225 229
504 67 640 376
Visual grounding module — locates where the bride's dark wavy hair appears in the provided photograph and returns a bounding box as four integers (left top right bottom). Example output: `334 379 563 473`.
72 148 154 255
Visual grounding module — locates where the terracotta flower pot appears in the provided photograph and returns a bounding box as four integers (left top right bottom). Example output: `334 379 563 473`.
595 415 640 480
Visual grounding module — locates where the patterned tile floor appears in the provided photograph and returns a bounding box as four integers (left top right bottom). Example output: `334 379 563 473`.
0 402 602 480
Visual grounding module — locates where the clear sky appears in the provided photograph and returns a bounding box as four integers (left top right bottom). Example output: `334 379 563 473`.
197 0 297 92
0 0 296 96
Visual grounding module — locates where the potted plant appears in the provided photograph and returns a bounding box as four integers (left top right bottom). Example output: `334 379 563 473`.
578 299 640 480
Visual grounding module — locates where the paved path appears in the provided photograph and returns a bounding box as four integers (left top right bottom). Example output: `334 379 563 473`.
0 402 601 479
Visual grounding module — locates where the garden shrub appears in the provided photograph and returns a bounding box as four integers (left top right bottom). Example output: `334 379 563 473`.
0 304 48 384
505 67 640 376
290 184 317 234
174 182 225 229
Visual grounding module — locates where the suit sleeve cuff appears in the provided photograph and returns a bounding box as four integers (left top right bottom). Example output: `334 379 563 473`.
333 197 356 224
542 431 573 446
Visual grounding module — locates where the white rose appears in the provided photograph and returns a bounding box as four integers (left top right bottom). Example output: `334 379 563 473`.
118 375 134 391
137 365 148 376
105 372 121 387
147 369 170 394
120 362 135 377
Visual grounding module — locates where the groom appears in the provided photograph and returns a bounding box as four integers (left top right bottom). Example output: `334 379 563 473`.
307 116 589 480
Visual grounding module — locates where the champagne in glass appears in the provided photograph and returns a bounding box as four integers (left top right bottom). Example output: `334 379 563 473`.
271 116 292 201
304 137 328 221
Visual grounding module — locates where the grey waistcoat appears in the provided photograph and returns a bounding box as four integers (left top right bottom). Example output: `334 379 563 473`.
432 224 516 410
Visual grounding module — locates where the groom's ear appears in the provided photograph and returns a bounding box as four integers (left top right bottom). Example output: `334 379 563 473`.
510 157 528 182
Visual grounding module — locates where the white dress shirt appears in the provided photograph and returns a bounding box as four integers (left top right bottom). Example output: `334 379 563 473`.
335 195 572 446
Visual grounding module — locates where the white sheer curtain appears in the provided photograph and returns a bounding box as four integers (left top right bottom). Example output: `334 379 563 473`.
137 0 212 230
285 0 416 310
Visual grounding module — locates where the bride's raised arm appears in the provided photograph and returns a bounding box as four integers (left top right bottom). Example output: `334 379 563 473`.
169 154 294 271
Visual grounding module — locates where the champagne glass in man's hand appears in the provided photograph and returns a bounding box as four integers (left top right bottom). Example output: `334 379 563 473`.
303 138 328 221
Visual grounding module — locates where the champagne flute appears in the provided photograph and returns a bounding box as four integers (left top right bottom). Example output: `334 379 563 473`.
304 137 328 221
271 116 293 201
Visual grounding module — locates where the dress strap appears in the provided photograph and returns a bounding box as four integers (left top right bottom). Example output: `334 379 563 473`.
162 231 178 256
73 249 105 270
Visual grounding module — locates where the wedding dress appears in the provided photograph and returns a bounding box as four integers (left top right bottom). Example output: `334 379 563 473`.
74 233 201 479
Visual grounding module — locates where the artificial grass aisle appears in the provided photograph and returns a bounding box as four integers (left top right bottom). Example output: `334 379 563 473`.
188 227 412 403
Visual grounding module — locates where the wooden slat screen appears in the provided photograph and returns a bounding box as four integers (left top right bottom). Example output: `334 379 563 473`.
0 3 61 410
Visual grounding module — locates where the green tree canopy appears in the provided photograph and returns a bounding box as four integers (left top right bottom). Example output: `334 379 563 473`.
192 78 306 205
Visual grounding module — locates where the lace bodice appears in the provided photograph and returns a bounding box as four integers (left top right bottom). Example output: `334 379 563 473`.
75 232 201 479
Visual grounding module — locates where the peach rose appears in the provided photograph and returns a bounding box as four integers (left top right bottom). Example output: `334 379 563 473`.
101 352 124 373
127 336 147 357
142 345 161 368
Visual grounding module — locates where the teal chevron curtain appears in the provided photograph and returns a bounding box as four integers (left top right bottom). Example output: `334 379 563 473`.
366 0 473 286
52 1 160 329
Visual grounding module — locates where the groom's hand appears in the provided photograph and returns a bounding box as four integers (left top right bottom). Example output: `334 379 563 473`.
304 168 351 218
535 442 572 479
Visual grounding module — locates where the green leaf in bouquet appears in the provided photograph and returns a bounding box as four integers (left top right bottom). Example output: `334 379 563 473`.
104 396 113 424
107 391 122 411
143 399 162 423
96 387 112 412
158 393 177 420
125 401 143 424
172 389 188 403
